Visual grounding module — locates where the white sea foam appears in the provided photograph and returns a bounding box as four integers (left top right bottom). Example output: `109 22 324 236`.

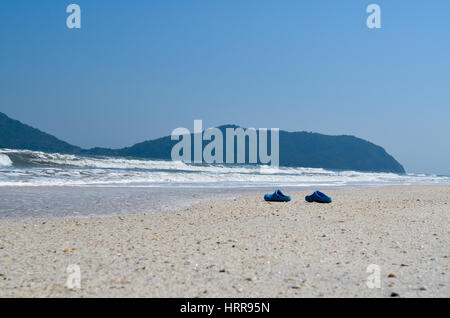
0 148 448 187
0 154 12 167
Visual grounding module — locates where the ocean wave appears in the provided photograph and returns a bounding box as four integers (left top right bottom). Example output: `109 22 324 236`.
0 148 449 187
0 154 12 167
0 149 336 175
0 166 448 187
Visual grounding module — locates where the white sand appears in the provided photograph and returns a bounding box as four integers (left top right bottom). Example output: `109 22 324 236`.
0 185 448 297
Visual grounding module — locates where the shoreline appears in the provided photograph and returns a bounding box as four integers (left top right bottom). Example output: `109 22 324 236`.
0 184 365 221
0 185 448 297
0 183 447 221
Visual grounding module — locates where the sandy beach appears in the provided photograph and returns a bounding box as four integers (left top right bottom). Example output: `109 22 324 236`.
0 185 448 297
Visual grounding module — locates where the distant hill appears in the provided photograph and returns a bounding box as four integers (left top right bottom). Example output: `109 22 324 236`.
278 131 405 173
0 112 405 173
0 112 81 153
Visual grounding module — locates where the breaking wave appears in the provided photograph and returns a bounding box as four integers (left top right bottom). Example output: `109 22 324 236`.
0 154 12 167
0 148 448 187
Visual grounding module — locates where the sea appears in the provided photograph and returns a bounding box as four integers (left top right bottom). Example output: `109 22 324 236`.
0 148 449 219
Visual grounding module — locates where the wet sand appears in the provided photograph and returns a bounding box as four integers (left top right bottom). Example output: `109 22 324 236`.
0 185 448 297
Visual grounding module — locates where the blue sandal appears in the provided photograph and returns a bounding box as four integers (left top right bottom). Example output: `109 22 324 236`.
264 189 291 202
305 191 332 203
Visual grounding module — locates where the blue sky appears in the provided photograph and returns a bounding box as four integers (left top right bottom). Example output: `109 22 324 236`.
1 0 449 174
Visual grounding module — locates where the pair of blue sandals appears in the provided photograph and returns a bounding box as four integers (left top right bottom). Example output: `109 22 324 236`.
264 189 332 203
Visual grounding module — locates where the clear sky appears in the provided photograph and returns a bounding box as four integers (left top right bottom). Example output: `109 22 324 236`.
1 0 449 175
